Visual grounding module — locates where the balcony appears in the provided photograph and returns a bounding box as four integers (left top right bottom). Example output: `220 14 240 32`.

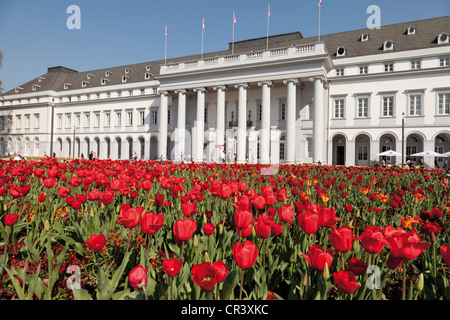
160 42 326 75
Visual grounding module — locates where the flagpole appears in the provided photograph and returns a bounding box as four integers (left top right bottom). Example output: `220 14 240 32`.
318 2 321 42
165 25 167 64
232 11 235 55
201 17 204 59
266 4 270 50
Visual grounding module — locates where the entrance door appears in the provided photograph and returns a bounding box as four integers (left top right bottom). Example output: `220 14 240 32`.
336 146 345 165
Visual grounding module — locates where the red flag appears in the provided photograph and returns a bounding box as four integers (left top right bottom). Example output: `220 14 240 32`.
268 4 270 18
233 11 236 24
318 0 322 8
202 17 205 30
165 25 167 37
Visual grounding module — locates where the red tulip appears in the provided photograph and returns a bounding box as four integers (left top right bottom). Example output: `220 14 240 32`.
129 265 148 290
38 191 46 202
87 189 102 200
163 258 183 277
278 204 295 223
57 186 71 197
300 244 333 271
297 211 320 235
333 270 359 295
348 257 367 276
203 222 216 236
329 226 354 252
234 209 253 230
232 240 259 269
354 225 388 254
42 177 57 188
9 185 30 199
318 206 341 228
140 211 164 235
191 262 220 292
109 178 123 191
210 260 229 283
182 201 199 217
140 179 153 191
173 219 197 243
5 214 19 226
252 195 266 210
117 204 143 228
86 234 106 252
384 226 430 261
440 244 450 268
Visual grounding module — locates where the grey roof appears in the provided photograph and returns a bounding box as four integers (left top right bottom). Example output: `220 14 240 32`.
4 15 450 96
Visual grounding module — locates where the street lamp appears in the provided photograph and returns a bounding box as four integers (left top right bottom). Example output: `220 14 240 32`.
401 112 405 167
49 100 55 157
72 126 76 158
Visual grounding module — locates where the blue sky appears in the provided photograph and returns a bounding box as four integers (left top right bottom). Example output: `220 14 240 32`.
0 0 449 92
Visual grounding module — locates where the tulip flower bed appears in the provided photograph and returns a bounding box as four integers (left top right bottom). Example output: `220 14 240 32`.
0 157 449 301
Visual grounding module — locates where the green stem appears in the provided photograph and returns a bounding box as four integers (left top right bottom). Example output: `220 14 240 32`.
239 268 244 300
402 262 407 300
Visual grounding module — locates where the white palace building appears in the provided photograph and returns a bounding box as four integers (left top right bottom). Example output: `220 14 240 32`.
1 15 449 167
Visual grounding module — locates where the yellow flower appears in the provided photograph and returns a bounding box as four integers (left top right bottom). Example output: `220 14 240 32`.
400 215 419 229
378 193 389 203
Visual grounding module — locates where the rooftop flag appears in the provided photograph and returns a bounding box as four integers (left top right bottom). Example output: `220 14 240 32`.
319 0 322 8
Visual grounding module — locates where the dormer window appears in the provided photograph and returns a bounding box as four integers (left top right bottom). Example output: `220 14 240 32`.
64 83 72 90
407 26 416 35
383 40 394 51
15 87 24 93
145 73 152 80
122 76 130 83
101 78 110 85
87 73 94 80
82 81 89 88
32 84 41 91
438 32 449 44
361 33 369 41
37 76 46 82
105 71 112 77
336 46 346 57
145 65 152 71
125 68 132 74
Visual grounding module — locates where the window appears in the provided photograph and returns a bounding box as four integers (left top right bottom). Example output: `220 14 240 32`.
25 115 30 129
382 96 394 117
334 99 344 118
358 145 368 161
336 68 344 76
84 113 90 127
409 95 422 116
129 90 133 96
94 113 100 127
75 114 80 128
65 114 71 128
140 89 145 95
105 113 111 127
127 111 133 126
411 60 421 69
57 115 62 129
359 66 368 74
106 92 111 99
204 105 208 123
438 93 450 115
139 111 145 125
357 98 369 118
168 109 171 124
280 103 286 120
406 145 417 156
0 116 4 130
117 91 122 97
116 112 122 126
16 115 21 129
384 63 394 72
151 110 158 125
279 142 285 160
440 57 449 67
258 104 262 120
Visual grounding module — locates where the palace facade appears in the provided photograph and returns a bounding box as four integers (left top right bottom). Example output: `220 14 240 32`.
1 15 449 167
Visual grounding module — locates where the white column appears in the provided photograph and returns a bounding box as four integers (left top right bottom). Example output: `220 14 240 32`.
258 81 272 163
193 88 206 163
312 77 325 163
158 91 169 161
235 83 248 163
175 89 187 162
214 85 226 162
283 79 298 164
